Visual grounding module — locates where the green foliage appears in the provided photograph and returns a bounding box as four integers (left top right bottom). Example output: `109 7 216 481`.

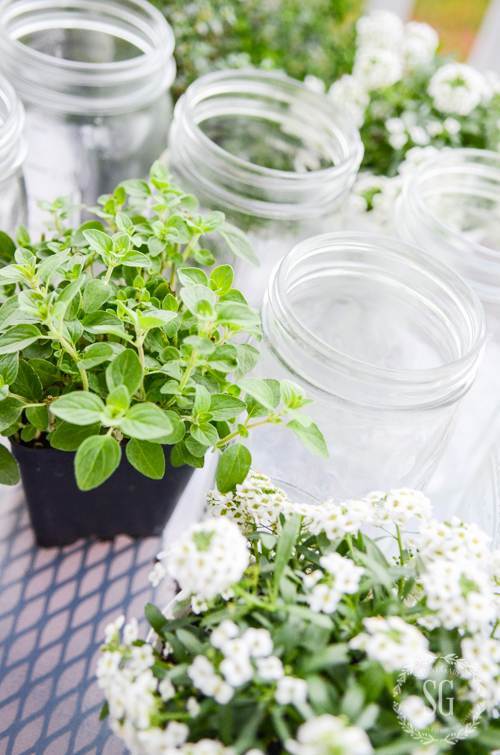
151 0 362 98
0 163 326 491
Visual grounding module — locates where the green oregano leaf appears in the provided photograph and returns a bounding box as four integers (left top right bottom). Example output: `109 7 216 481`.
75 434 121 490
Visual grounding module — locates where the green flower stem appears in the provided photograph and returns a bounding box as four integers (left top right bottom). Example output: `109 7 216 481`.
103 264 115 285
216 417 280 449
48 327 89 391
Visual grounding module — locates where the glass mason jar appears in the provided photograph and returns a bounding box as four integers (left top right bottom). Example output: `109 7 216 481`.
169 69 363 305
0 73 27 234
249 232 485 500
398 148 500 524
0 0 175 230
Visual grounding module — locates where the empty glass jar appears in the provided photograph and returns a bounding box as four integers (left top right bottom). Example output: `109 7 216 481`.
0 0 175 230
398 148 500 521
249 232 485 500
0 73 27 234
169 69 363 305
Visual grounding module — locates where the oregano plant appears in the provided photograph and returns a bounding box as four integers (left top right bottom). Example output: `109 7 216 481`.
0 163 327 493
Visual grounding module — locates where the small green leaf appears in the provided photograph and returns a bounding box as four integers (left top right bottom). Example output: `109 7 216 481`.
0 353 18 385
240 378 281 411
126 439 165 480
83 279 112 313
50 391 105 426
215 443 251 493
37 251 69 282
219 222 258 265
106 349 142 397
11 360 43 401
120 251 152 268
273 515 301 593
217 302 260 331
83 229 113 258
137 309 177 332
0 397 24 432
79 343 122 369
287 417 329 458
190 422 218 447
82 312 126 338
49 421 101 451
0 231 15 263
210 264 234 293
26 405 49 431
209 394 246 421
119 403 173 440
106 385 130 412
75 434 121 491
144 603 168 636
180 284 217 319
28 358 60 387
193 384 211 415
0 325 41 355
177 267 209 287
0 445 20 485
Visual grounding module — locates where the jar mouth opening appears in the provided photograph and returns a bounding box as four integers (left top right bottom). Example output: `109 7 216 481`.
264 232 485 408
405 148 500 263
0 0 175 112
0 73 25 176
181 69 363 182
170 69 363 220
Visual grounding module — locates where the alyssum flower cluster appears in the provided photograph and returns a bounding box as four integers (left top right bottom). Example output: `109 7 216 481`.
309 9 500 176
99 473 499 754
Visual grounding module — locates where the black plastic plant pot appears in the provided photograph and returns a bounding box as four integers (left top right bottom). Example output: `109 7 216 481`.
11 442 195 548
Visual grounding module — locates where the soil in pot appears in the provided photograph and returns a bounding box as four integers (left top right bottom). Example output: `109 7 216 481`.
11 442 195 547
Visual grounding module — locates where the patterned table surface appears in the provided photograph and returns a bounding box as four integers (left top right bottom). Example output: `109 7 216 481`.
0 467 210 755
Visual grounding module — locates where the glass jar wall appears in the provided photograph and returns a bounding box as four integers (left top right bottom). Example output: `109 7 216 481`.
0 73 27 234
168 69 363 305
249 232 485 500
398 148 500 523
0 0 175 230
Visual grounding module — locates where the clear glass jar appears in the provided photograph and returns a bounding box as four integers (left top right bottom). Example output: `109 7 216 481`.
0 73 27 234
169 69 363 305
249 232 485 500
398 148 500 527
0 0 175 230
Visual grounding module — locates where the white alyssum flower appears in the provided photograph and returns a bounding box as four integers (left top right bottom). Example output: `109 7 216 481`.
303 74 326 94
328 74 369 127
458 635 500 714
184 740 234 754
242 628 274 658
220 653 254 687
287 714 373 755
320 552 364 593
187 696 201 717
158 677 175 701
166 518 249 600
417 516 492 566
444 116 461 135
207 471 290 532
307 497 375 540
403 21 439 69
123 618 139 644
276 676 308 707
256 655 284 681
420 558 496 633
369 489 432 527
188 655 234 704
148 561 167 588
398 695 435 729
104 615 125 643
428 63 488 116
353 47 403 91
356 10 404 52
210 620 239 650
350 616 435 678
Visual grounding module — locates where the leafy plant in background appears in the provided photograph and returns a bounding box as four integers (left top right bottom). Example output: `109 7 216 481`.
99 474 500 753
308 9 500 177
0 164 326 492
150 0 362 99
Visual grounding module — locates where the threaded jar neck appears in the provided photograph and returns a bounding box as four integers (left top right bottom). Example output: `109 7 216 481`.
0 0 175 115
398 148 500 308
169 69 363 221
0 73 25 179
263 232 485 410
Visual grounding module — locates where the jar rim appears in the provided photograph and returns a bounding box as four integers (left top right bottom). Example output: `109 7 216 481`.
0 0 175 114
170 69 363 220
0 73 25 177
401 148 500 263
264 231 486 409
